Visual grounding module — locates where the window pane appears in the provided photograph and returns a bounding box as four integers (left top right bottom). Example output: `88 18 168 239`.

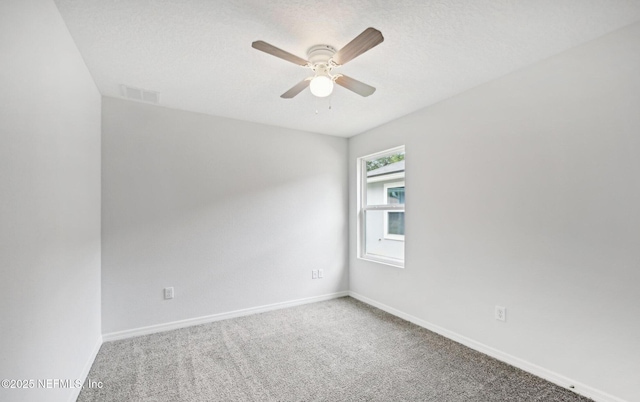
365 153 405 206
366 182 385 205
364 210 404 261
386 187 405 204
388 212 405 235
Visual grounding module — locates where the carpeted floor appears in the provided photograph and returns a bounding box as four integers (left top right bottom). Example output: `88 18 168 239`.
78 297 592 401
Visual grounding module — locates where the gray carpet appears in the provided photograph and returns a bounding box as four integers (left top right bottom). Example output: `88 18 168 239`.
78 297 592 401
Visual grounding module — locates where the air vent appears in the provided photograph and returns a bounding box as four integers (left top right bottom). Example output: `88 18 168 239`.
121 85 160 104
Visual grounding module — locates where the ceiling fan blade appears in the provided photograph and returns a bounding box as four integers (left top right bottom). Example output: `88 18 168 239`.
281 79 311 98
335 75 376 97
332 27 384 66
252 40 309 66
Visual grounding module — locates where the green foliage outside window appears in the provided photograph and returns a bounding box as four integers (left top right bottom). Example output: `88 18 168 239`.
366 153 405 172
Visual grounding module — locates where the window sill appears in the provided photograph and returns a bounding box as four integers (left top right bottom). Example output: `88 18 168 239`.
358 254 404 268
382 235 405 242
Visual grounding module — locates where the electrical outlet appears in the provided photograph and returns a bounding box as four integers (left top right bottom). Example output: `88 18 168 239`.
318 269 324 278
312 270 318 279
495 306 506 322
164 287 174 300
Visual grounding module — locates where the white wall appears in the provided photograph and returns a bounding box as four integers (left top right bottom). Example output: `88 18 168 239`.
0 1 102 402
349 22 640 402
101 97 348 334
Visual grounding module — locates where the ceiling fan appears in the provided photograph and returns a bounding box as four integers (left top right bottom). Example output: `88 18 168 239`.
251 28 384 99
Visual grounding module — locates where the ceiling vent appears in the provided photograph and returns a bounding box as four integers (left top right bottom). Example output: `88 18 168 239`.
121 85 160 104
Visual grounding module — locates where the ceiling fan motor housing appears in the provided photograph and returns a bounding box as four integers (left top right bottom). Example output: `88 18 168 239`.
307 44 337 65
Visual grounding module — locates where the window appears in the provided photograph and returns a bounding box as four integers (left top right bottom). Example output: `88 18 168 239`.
357 146 405 267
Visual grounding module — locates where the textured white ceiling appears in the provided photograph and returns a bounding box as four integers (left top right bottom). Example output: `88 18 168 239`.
54 0 640 137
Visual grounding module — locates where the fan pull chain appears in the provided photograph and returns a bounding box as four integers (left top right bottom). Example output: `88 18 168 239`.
313 94 332 115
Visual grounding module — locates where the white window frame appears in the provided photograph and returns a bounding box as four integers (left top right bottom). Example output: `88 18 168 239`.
357 145 405 268
383 181 405 241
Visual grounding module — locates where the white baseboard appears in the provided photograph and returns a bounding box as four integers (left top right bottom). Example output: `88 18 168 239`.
348 291 626 402
68 335 103 402
103 291 350 342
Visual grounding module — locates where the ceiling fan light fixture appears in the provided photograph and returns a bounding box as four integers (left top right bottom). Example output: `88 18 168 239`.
309 75 334 97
